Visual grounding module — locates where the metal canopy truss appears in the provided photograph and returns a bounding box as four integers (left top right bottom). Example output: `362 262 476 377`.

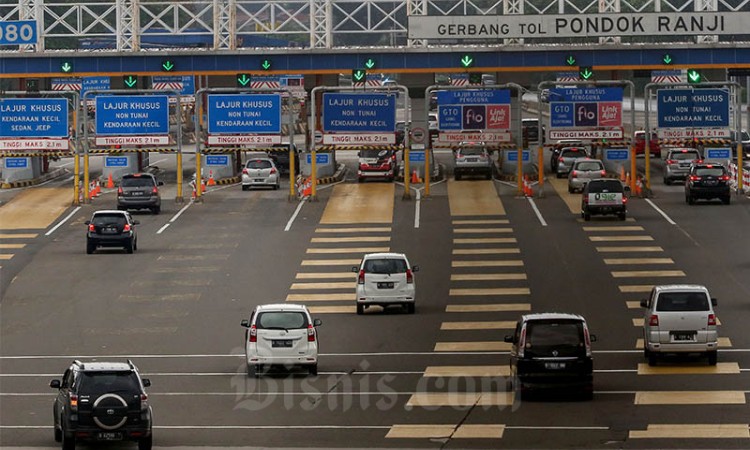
1 0 748 51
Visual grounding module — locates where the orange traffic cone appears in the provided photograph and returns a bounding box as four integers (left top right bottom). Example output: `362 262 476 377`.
411 169 420 184
107 173 114 189
302 177 312 197
635 176 643 197
207 170 216 186
94 180 101 196
89 182 96 199
619 166 626 182
201 178 207 193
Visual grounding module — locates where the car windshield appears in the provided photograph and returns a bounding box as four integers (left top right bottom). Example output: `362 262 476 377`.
361 149 392 159
256 311 308 330
77 371 140 396
656 292 709 311
92 214 126 227
459 147 486 156
576 161 603 171
588 180 623 193
695 167 725 177
247 160 272 169
364 258 407 274
671 152 699 161
121 177 154 187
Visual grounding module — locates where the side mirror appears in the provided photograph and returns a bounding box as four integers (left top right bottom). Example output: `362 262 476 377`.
49 379 61 389
503 335 514 343
142 378 151 387
84 220 91 225
313 318 322 327
133 220 140 225
711 298 718 307
240 319 250 328
351 266 359 273
158 181 164 186
589 334 597 342
357 152 361 157
412 265 419 272
640 299 649 308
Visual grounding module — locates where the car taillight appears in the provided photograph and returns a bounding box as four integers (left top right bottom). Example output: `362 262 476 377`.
583 196 589 204
406 269 413 284
152 186 158 194
583 327 592 357
307 324 316 342
69 393 78 411
88 224 95 232
689 175 700 181
708 314 717 326
242 168 249 175
518 327 526 358
719 175 730 181
270 168 277 174
649 314 659 326
571 170 578 178
249 325 257 342
117 187 123 196
600 170 606 177
622 196 628 204
358 270 365 285
123 224 131 232
140 393 148 411
666 159 676 165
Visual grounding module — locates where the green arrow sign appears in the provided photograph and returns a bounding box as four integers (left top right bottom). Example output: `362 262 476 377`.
566 55 576 66
460 54 474 68
364 58 376 70
687 69 702 83
579 67 593 80
237 74 251 87
161 60 175 72
60 62 73 73
662 54 673 65
352 69 366 82
123 75 138 89
261 59 272 70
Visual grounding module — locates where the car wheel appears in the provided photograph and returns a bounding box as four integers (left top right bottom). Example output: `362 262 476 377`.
138 435 153 450
707 351 718 366
618 212 627 221
86 241 95 255
247 363 258 377
54 423 62 442
568 186 574 193
648 352 658 367
406 303 416 314
125 239 134 254
485 171 492 180
133 238 138 251
663 178 671 185
308 364 318 376
643 346 650 359
117 205 126 211
241 185 249 191
274 184 280 190
152 206 160 214
356 304 364 315
61 427 75 450
583 212 591 221
722 195 731 205
582 383 594 401
688 195 695 205
455 172 462 181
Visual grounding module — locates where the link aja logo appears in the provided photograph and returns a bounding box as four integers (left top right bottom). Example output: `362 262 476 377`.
463 105 510 130
574 102 621 127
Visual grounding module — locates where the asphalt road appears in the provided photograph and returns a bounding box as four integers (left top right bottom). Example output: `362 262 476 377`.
3 155 750 450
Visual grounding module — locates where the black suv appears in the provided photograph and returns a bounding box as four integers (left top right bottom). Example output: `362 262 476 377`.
581 179 627 221
50 360 153 450
268 143 300 175
685 162 731 205
117 173 163 214
504 313 596 400
85 210 139 254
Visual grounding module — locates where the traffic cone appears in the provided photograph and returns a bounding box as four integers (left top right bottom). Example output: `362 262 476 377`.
207 170 216 186
411 169 419 184
525 176 532 197
635 176 643 197
94 180 101 196
619 166 626 182
89 182 96 199
302 177 312 197
201 178 207 193
106 173 114 189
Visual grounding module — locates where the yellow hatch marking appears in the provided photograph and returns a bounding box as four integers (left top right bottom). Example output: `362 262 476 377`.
583 226 645 232
446 304 531 313
0 188 70 230
301 259 361 266
448 180 505 216
450 288 530 296
452 425 506 439
406 392 513 407
0 255 13 260
320 183 394 224
295 272 355 279
386 424 505 439
452 260 523 267
612 270 685 278
441 321 516 330
604 258 674 265
634 391 745 405
307 306 356 314
619 285 654 293
307 247 389 254
629 424 750 439
451 273 526 281
453 238 517 244
589 236 654 242
311 236 390 243
0 233 38 239
0 243 25 249
452 248 520 255
285 293 355 301
315 227 391 233
637 363 740 375
423 366 510 377
289 282 354 290
626 301 642 309
597 246 664 252
453 228 513 234
434 341 511 352
452 219 509 225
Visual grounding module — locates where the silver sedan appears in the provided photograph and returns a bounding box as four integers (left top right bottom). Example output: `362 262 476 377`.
568 159 606 193
241 157 280 190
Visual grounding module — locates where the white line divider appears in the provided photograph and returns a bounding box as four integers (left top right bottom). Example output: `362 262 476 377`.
285 197 307 231
527 197 547 226
46 206 81 236
645 198 677 225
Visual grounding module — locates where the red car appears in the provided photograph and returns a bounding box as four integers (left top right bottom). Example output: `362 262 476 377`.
634 131 661 157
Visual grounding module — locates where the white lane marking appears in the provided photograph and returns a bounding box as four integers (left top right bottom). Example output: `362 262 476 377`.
506 426 610 430
285 197 307 231
45 207 80 236
156 202 193 234
414 188 421 228
149 157 168 166
156 223 171 234
645 198 677 225
527 197 547 226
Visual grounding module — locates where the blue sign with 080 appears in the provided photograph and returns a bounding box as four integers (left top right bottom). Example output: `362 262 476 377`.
0 98 69 138
322 93 396 132
96 96 169 135
0 21 36 45
207 94 281 134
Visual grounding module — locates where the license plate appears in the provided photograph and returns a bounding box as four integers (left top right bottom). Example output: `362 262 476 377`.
377 282 394 289
705 180 718 186
544 362 566 369
102 227 118 234
466 158 477 162
272 340 292 348
254 178 265 182
671 332 696 341
131 191 144 196
97 432 122 441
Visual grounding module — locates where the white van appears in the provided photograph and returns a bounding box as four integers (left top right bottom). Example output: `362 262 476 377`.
353 253 418 315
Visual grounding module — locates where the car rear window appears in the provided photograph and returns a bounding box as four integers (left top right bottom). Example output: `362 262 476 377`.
587 180 623 193
671 152 700 161
76 372 140 396
656 292 710 311
576 161 604 171
121 176 155 187
92 214 126 226
694 167 725 177
561 149 585 157
459 147 486 156
256 311 308 330
361 149 393 159
247 160 272 169
364 258 407 274
526 320 584 348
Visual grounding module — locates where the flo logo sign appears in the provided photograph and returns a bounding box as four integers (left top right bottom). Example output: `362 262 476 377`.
437 89 511 131
550 87 623 128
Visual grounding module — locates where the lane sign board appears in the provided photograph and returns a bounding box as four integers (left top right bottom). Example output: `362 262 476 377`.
409 150 426 162
306 153 330 164
437 89 511 131
437 131 512 143
656 128 732 139
549 129 624 140
549 87 623 128
104 156 129 167
95 95 169 136
0 139 69 150
322 93 396 132
657 88 730 128
95 136 170 146
4 157 29 169
507 150 530 162
322 133 395 145
0 21 37 45
705 148 731 159
0 98 69 138
81 76 111 99
605 149 630 160
207 94 282 134
206 135 281 146
206 155 229 166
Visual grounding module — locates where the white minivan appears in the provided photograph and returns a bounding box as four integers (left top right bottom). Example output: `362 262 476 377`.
241 304 321 376
353 253 418 315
